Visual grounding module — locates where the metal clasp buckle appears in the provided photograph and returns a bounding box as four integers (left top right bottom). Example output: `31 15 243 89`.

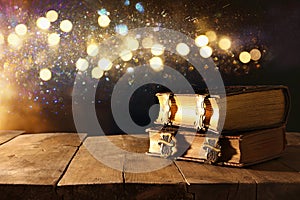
202 129 221 164
158 132 176 158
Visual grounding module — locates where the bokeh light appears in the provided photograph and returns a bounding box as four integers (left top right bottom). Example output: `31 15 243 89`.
36 17 51 30
151 44 164 56
119 49 133 61
87 44 99 57
127 67 134 73
135 2 145 13
239 51 251 63
92 67 104 79
124 0 130 6
200 46 213 58
48 33 60 46
195 35 209 47
115 24 128 36
0 33 5 45
0 0 271 132
218 37 231 50
76 58 89 71
7 33 22 48
205 31 217 42
98 8 109 16
125 37 139 51
149 57 163 72
60 20 73 33
46 10 59 22
98 58 113 71
98 15 111 28
250 49 262 61
15 24 28 36
176 43 190 56
39 68 52 81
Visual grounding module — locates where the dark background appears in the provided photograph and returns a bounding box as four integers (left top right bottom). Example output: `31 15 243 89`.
94 0 300 132
94 0 300 133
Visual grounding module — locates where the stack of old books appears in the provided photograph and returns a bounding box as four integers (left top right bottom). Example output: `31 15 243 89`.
146 86 290 167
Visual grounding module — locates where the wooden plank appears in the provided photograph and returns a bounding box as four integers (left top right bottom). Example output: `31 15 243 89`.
278 132 300 171
0 133 85 200
58 134 192 199
57 136 124 200
278 146 300 172
175 161 256 200
247 158 300 200
245 132 300 200
286 132 300 146
0 132 298 199
122 135 192 199
0 130 24 145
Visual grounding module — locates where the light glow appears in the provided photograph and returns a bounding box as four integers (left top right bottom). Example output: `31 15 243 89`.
87 44 99 57
76 58 89 71
60 20 73 33
239 51 251 63
39 68 52 81
125 37 139 51
48 33 60 46
149 57 163 72
205 31 217 42
115 24 128 36
15 24 28 36
151 44 164 56
0 33 5 45
98 58 113 71
119 49 133 61
46 10 59 22
218 37 231 50
200 46 213 58
195 35 209 47
92 67 104 79
250 49 262 61
7 33 22 48
98 15 111 28
176 43 190 56
36 17 51 30
127 67 134 73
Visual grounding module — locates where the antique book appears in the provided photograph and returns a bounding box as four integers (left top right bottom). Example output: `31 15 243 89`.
147 126 287 167
155 85 290 133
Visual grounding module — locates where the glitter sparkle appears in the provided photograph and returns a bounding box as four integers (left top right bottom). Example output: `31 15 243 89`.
0 0 268 132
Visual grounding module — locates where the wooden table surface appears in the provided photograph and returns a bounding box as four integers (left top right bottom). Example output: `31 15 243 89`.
0 131 299 200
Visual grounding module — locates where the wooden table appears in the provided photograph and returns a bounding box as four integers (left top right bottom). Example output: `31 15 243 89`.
0 131 299 200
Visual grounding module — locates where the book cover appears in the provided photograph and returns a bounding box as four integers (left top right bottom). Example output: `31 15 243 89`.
147 126 287 167
155 85 290 133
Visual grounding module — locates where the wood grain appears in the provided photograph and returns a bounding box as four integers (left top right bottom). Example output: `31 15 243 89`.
121 135 192 199
57 136 124 200
0 130 24 145
279 146 300 172
0 133 85 200
286 132 300 146
278 132 300 171
245 132 300 200
175 161 256 200
247 159 300 200
0 132 299 199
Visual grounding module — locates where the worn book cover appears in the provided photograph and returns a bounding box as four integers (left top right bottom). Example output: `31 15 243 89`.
147 126 287 167
156 85 290 133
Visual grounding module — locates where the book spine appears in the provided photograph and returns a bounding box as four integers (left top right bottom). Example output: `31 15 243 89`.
155 93 171 125
155 93 219 131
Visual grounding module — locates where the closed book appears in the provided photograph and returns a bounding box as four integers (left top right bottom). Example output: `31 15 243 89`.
147 126 287 167
155 85 290 133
